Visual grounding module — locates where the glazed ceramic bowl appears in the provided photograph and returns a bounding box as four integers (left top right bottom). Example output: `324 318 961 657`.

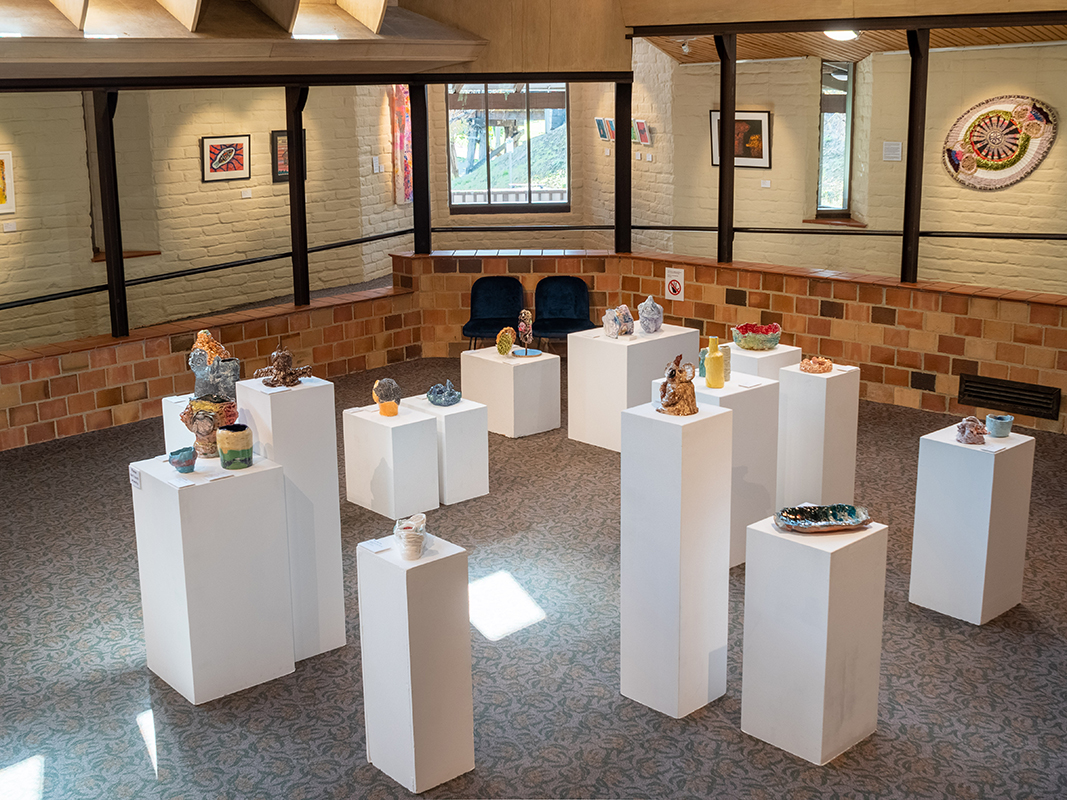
168 446 197 474
986 414 1014 438
774 503 871 533
732 322 782 350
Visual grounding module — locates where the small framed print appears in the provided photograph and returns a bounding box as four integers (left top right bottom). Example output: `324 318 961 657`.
271 130 289 182
201 134 251 182
606 118 616 141
710 110 772 169
0 151 14 214
595 118 609 141
636 120 651 146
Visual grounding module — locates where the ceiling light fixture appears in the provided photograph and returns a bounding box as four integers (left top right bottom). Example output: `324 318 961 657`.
824 30 859 41
0 32 22 37
681 40 690 55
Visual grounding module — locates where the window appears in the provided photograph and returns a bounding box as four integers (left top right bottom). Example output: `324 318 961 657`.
817 61 854 216
446 82 569 212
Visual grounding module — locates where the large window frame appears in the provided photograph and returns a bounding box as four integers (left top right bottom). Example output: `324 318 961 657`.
816 61 855 219
445 82 571 214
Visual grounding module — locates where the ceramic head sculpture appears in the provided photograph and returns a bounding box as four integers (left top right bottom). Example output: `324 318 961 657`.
657 354 698 416
372 378 402 416
638 295 664 333
427 380 461 407
956 415 988 445
800 356 833 374
496 327 516 356
254 345 313 387
180 398 239 457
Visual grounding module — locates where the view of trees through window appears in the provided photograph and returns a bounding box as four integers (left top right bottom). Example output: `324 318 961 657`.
447 82 569 209
818 61 853 213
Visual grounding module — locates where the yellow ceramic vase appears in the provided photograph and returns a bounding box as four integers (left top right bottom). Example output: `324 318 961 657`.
705 336 725 389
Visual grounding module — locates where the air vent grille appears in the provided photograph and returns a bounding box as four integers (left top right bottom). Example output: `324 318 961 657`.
958 373 1061 420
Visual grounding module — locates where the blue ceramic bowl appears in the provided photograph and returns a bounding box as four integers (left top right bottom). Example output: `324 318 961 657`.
168 446 197 473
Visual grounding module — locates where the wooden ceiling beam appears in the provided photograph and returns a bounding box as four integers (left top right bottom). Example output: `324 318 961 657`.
47 0 88 29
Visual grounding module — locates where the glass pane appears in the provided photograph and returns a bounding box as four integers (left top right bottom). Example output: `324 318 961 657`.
487 84 529 204
447 83 488 205
818 62 851 211
528 82 568 204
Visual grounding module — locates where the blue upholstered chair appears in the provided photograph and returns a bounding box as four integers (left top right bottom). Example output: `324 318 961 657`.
531 276 596 346
462 276 524 349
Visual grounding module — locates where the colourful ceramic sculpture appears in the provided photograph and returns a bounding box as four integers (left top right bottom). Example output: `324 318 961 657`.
179 398 238 457
514 309 542 357
254 346 313 387
394 512 430 561
800 356 833 374
719 341 731 382
732 322 782 351
496 327 516 355
617 304 635 335
705 336 725 389
657 355 698 416
638 295 663 333
956 415 988 445
774 504 871 533
216 424 254 470
986 414 1014 438
427 380 461 406
189 330 240 402
602 308 622 339
373 378 402 416
168 446 197 473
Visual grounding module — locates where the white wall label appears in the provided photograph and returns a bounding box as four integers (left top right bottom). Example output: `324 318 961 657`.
635 152 642 160
665 267 685 302
2 222 15 232
128 465 141 490
372 155 380 172
761 180 771 188
883 142 902 161
241 189 252 199
646 153 654 163
604 147 611 156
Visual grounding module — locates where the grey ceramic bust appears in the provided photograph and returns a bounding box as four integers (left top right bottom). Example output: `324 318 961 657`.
189 349 241 402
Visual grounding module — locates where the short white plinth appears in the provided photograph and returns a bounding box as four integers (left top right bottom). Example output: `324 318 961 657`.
459 347 560 438
726 342 801 380
162 393 195 453
776 364 860 508
357 536 474 793
653 375 779 567
404 395 489 505
236 377 346 661
568 324 700 452
909 425 1036 625
620 402 733 719
130 455 294 705
741 516 888 765
343 405 440 519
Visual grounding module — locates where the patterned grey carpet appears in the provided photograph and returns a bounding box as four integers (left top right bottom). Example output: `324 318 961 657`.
2 356 1066 800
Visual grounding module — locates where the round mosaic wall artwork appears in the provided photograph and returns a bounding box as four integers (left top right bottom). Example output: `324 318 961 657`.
942 95 1058 190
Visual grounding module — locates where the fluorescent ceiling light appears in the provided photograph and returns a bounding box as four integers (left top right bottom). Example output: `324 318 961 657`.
0 32 22 38
824 30 859 41
293 33 339 40
85 33 120 38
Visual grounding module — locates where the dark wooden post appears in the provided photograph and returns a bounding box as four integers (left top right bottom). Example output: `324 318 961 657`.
614 80 632 254
286 85 311 305
409 83 431 255
92 89 128 337
901 29 930 284
715 33 737 264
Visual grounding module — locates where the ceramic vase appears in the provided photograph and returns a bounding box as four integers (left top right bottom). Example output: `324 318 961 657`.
216 423 254 470
705 336 725 389
394 513 430 561
168 446 197 473
719 341 731 382
986 414 1014 438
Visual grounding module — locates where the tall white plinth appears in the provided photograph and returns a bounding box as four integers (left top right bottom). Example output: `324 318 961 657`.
404 395 489 505
162 393 195 453
653 375 779 567
776 364 860 508
726 342 801 380
741 516 888 765
236 377 346 661
343 405 439 519
909 425 1035 624
130 455 295 705
459 348 560 438
357 536 474 793
620 402 733 718
568 324 700 452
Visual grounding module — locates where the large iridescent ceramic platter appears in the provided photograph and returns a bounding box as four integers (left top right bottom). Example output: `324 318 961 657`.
774 504 871 534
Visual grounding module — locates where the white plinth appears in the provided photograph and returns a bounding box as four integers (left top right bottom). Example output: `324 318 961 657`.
343 405 440 519
459 347 560 438
726 342 801 380
130 455 295 705
653 375 779 567
357 536 474 793
403 395 489 505
568 324 700 452
909 425 1036 625
236 377 346 661
620 402 733 718
162 393 195 453
741 516 888 765
776 364 860 508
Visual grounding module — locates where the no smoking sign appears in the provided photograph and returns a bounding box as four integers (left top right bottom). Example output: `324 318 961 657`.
664 267 685 302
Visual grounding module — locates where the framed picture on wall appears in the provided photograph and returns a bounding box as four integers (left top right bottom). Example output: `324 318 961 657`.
606 118 616 141
201 134 251 182
0 151 14 214
710 111 772 169
595 118 609 141
271 130 289 182
636 120 651 145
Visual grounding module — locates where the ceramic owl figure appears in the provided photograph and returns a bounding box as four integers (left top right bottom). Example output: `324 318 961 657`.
657 354 698 416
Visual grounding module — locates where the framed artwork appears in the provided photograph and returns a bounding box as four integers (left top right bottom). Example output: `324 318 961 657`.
271 130 289 183
201 134 251 182
389 85 413 204
595 117 609 141
606 118 616 141
710 111 772 169
636 119 651 146
0 151 13 214
631 120 639 142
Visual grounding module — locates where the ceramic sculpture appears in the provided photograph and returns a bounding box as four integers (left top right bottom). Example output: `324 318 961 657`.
617 304 635 335
602 308 622 339
657 355 698 416
986 414 1014 438
774 504 871 533
496 327 516 356
698 347 708 378
217 423 254 470
394 512 430 561
732 322 782 351
372 378 402 416
719 341 731 382
704 336 725 389
254 345 313 387
638 295 663 333
181 404 233 458
800 356 833 374
188 330 240 402
956 415 988 445
168 446 197 474
427 380 461 406
514 309 542 357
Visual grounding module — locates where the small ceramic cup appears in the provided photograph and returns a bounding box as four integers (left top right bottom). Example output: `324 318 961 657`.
985 414 1014 438
217 423 254 469
168 446 197 473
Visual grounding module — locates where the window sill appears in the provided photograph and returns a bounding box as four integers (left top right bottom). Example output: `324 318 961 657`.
91 250 161 263
449 204 571 216
802 217 867 229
